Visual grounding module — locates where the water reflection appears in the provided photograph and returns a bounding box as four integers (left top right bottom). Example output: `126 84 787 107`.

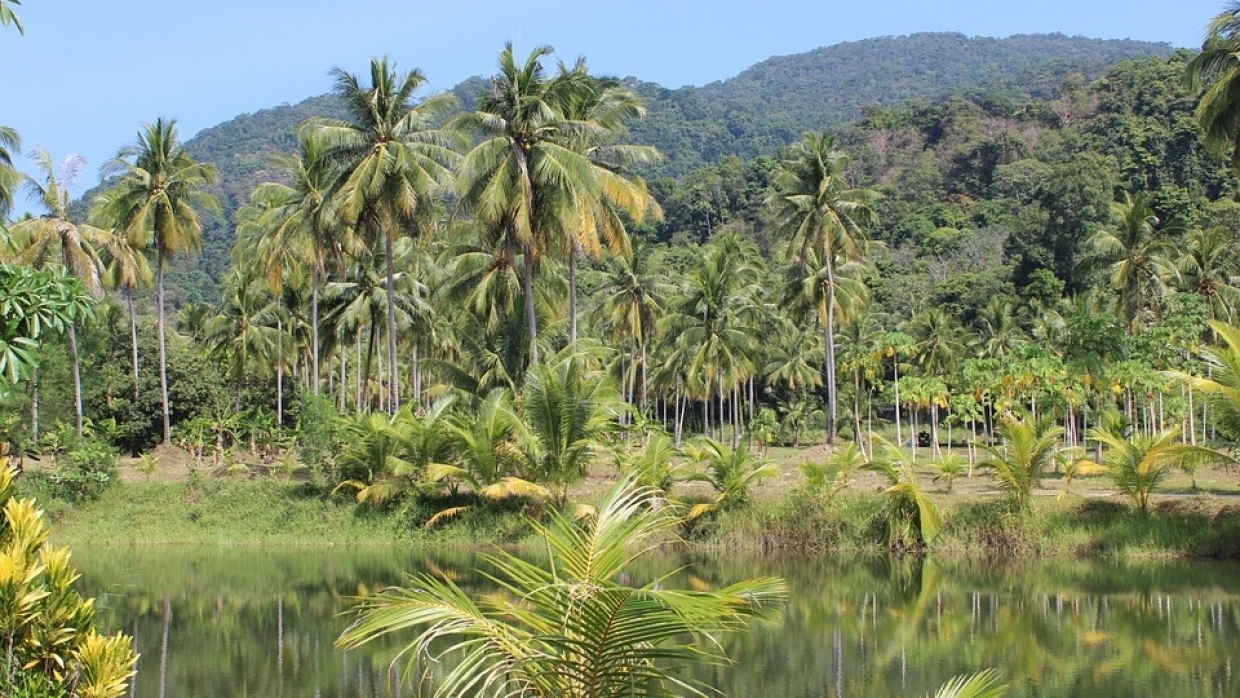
72 548 1240 698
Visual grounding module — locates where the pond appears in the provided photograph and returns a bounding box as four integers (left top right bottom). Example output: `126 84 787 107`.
73 547 1239 698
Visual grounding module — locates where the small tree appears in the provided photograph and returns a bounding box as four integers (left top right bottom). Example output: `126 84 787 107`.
1087 427 1232 513
977 415 1063 512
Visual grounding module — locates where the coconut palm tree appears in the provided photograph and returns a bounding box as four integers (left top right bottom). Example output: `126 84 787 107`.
592 242 670 413
456 44 637 362
554 68 662 342
0 127 19 221
1084 191 1179 335
246 133 352 395
1188 1 1240 170
337 478 787 698
96 218 152 402
977 414 1064 512
311 56 458 412
100 118 219 445
8 149 116 435
1177 225 1240 324
0 0 21 34
517 346 624 501
204 265 286 412
1087 425 1231 513
769 132 879 445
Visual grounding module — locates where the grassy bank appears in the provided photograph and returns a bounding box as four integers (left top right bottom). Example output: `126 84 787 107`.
35 475 537 547
32 471 1240 560
698 489 1240 560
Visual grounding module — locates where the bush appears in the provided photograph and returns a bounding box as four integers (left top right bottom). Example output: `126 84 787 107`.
0 463 138 698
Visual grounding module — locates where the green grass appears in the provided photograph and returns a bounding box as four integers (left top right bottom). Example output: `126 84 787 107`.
30 462 1240 562
38 475 537 547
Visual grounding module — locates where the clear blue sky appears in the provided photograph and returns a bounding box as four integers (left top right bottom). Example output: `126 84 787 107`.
0 0 1223 207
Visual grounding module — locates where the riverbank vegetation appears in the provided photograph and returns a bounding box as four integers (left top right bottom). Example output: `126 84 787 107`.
5 5 1240 567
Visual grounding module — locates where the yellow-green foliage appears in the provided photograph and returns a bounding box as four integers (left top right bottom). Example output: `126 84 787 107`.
0 463 137 698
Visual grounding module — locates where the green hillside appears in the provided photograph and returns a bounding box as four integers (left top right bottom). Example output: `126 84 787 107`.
116 32 1173 303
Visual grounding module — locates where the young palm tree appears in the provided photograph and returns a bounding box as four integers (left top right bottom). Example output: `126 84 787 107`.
1188 2 1240 170
977 414 1064 512
337 478 787 698
311 56 458 412
769 133 879 444
100 118 219 445
1088 426 1231 513
518 346 624 501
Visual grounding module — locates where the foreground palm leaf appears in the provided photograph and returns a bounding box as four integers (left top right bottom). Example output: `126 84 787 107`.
338 479 787 698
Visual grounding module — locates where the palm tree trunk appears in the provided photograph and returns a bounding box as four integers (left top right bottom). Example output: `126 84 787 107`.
824 258 838 445
68 323 83 437
568 242 579 344
277 315 284 427
412 343 422 409
523 244 539 365
383 229 400 413
128 286 140 403
30 365 39 442
893 359 902 447
311 270 320 396
157 249 171 445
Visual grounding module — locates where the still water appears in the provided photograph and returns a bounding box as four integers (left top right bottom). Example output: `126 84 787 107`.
72 547 1239 698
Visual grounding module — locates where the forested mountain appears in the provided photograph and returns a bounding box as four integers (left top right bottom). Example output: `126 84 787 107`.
628 32 1174 177
120 32 1171 303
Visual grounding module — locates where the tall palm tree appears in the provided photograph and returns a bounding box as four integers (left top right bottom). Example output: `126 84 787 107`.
1084 191 1179 334
555 68 662 342
96 214 152 402
100 118 218 445
0 127 20 223
769 132 879 444
311 56 458 412
1177 225 1240 324
456 44 632 362
1188 2 1240 170
592 242 669 412
337 478 787 698
8 149 113 435
247 133 352 396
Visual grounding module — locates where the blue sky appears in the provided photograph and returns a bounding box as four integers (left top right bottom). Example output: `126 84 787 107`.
0 0 1224 207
